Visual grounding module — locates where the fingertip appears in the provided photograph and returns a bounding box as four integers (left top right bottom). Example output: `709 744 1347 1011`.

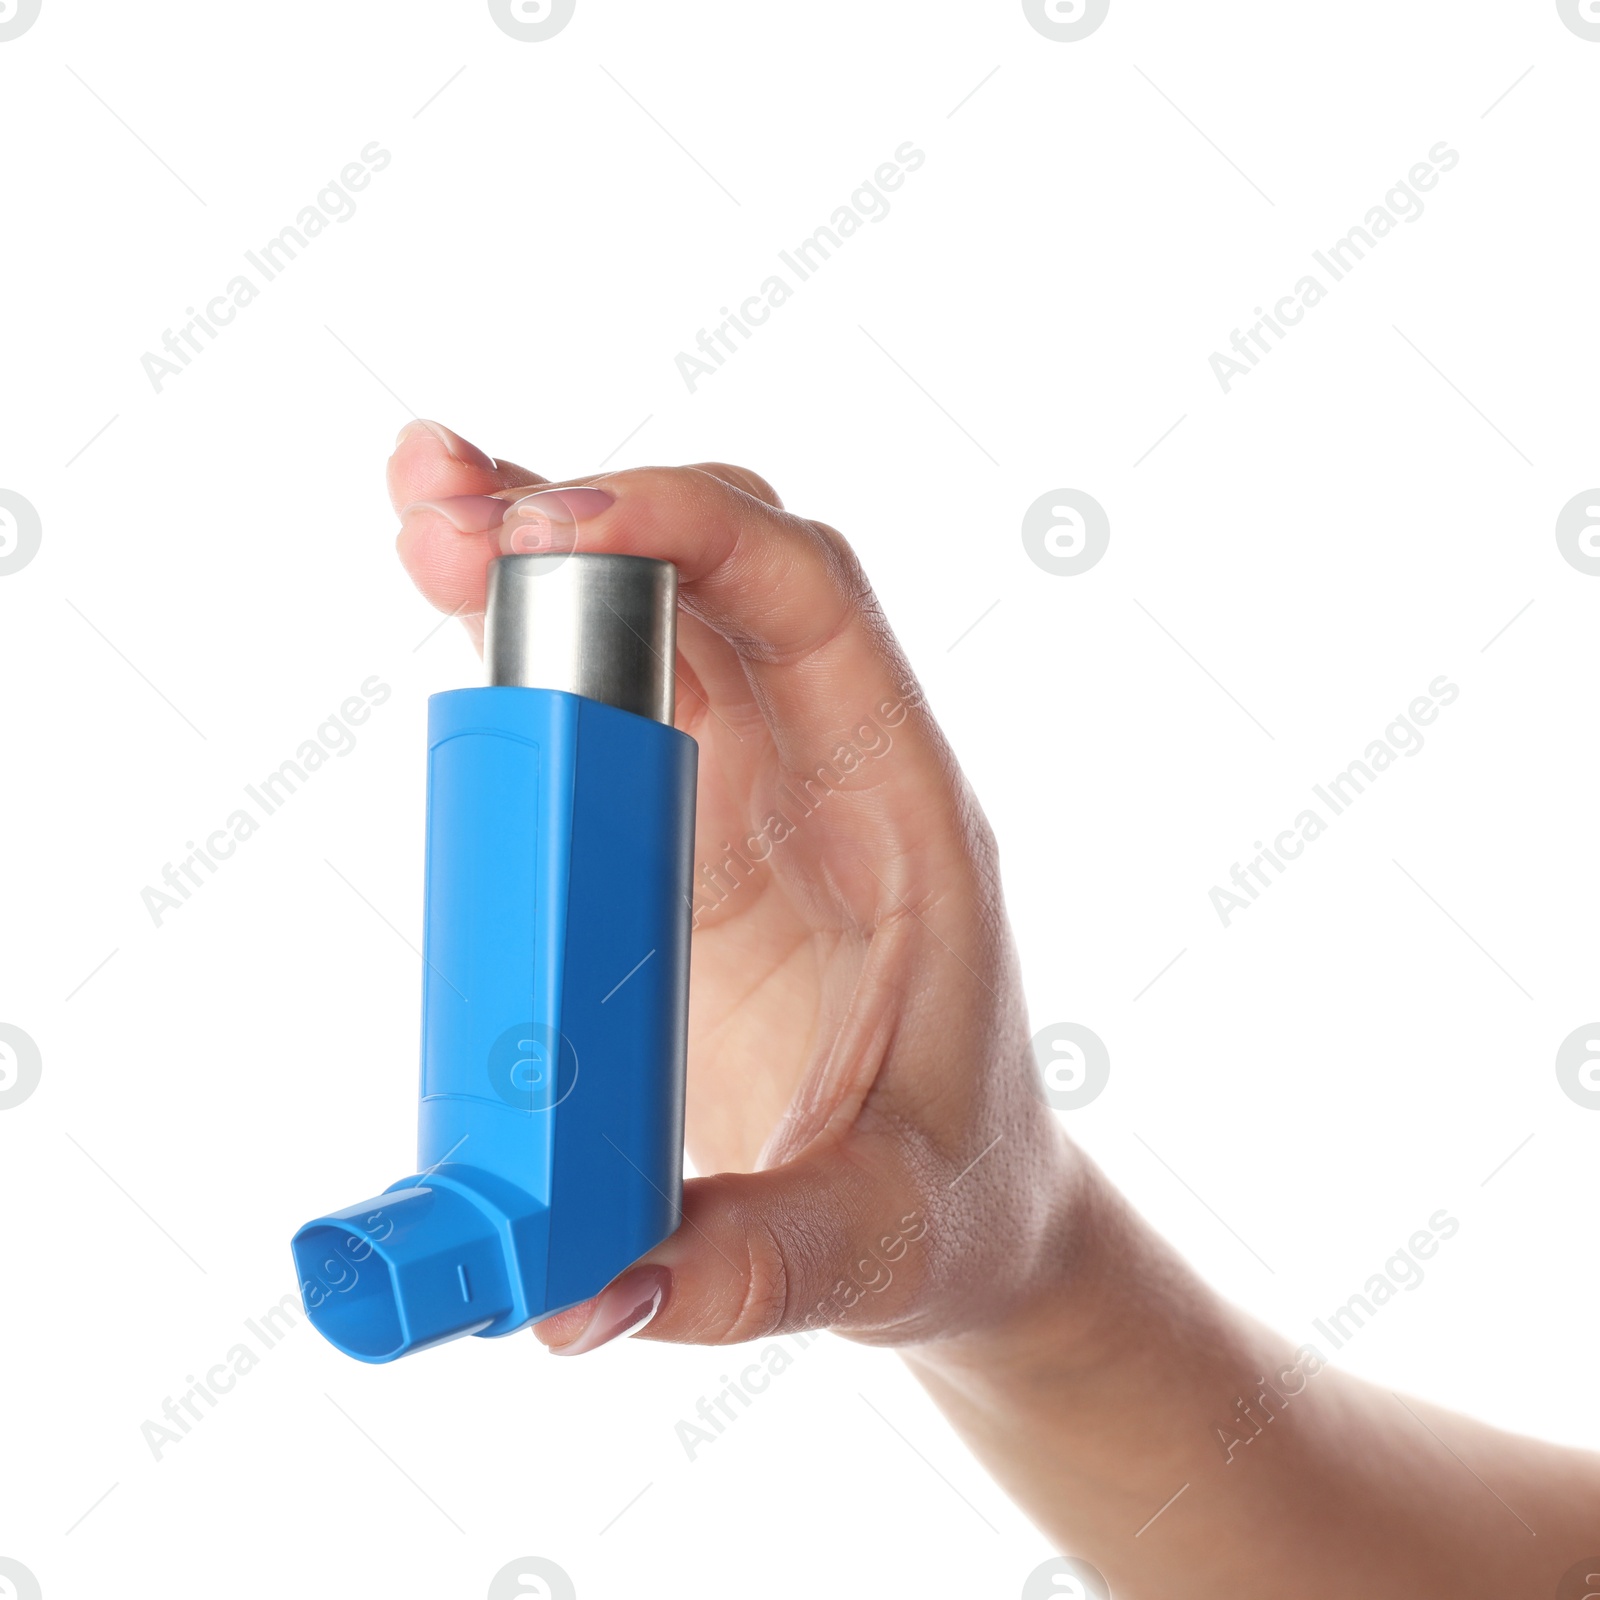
395 506 482 607
394 418 497 472
532 1298 595 1350
536 1265 672 1357
492 456 547 488
387 419 511 512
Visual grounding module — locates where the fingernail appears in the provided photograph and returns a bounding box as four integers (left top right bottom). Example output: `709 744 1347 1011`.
546 1264 669 1357
504 487 614 523
400 496 509 534
394 419 497 472
497 487 614 556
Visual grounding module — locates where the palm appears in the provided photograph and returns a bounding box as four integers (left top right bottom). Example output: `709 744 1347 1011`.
674 632 848 1177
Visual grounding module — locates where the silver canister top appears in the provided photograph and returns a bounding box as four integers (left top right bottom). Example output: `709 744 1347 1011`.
484 553 677 725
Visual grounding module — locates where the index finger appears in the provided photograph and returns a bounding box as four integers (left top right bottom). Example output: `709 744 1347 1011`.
507 467 947 803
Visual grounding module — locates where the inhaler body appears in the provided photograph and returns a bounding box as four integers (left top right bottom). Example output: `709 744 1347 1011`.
292 554 696 1363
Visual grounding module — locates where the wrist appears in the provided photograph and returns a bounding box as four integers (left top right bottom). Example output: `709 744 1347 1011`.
905 1146 1252 1391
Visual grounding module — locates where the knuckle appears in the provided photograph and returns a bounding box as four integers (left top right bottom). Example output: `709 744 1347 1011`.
603 464 690 503
723 1208 792 1342
687 462 784 509
802 520 877 608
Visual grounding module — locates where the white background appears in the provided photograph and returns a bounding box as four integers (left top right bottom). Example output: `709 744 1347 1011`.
2 2 1597 1596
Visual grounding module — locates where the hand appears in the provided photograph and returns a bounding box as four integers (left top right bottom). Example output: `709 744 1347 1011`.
388 424 1600 1597
388 420 1076 1355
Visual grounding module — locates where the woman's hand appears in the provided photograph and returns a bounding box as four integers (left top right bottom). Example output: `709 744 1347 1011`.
388 420 1078 1356
389 422 1600 1596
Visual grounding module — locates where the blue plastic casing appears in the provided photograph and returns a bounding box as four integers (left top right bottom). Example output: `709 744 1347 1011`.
291 685 696 1362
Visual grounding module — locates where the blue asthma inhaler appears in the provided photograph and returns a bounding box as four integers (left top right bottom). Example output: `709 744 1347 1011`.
291 553 697 1362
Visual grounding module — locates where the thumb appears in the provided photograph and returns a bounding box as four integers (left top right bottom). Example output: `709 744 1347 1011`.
531 1155 927 1355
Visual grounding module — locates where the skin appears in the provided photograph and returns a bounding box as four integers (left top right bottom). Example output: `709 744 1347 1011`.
390 421 1600 1597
